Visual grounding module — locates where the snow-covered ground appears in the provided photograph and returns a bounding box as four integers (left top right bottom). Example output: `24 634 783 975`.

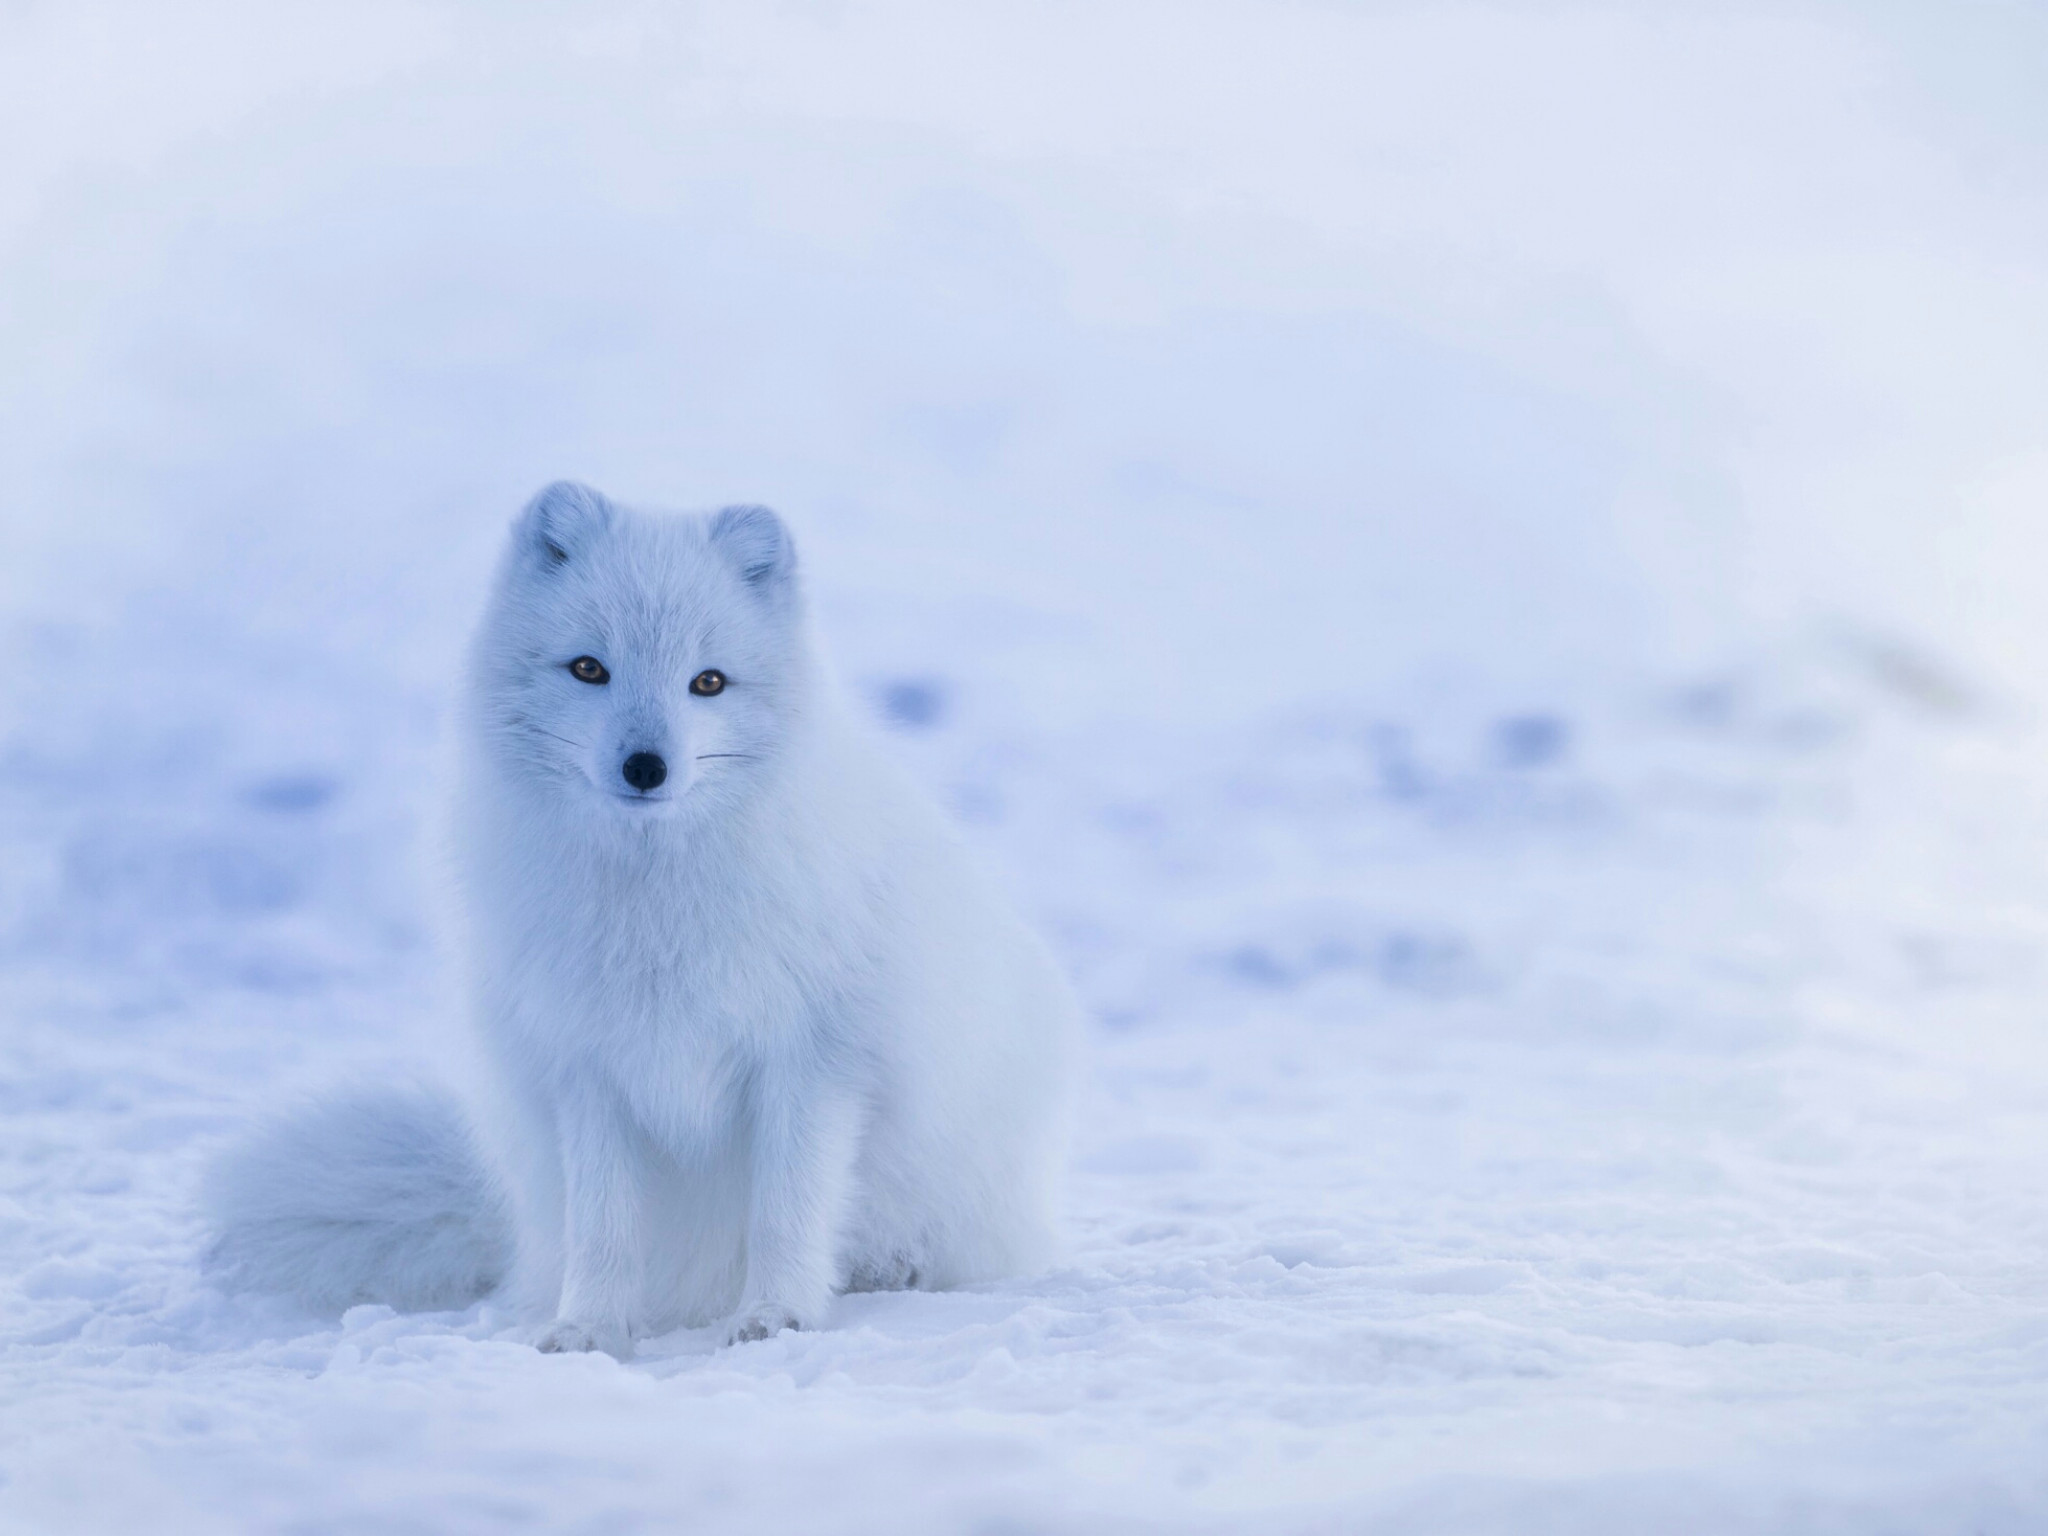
3 3 2047 1530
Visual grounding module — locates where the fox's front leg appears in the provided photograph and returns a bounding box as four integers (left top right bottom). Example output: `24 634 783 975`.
726 1079 860 1344
536 1081 648 1358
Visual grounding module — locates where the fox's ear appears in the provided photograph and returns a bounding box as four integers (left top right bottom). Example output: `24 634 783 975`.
708 504 795 593
517 481 613 568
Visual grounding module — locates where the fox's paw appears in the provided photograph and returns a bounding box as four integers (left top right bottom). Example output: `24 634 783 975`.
535 1319 629 1357
844 1255 922 1293
535 1320 596 1354
726 1304 800 1346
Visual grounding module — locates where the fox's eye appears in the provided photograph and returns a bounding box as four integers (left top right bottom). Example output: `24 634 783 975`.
569 656 609 685
690 669 726 697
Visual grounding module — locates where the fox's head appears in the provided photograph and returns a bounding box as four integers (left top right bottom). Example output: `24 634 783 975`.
466 482 809 818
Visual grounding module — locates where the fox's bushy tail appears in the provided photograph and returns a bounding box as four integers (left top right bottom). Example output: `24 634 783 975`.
203 1082 514 1314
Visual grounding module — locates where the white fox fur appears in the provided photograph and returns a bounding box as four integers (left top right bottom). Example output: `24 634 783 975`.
205 483 1075 1352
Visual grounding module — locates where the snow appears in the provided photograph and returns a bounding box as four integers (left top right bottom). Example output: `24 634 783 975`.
3 2 2048 1529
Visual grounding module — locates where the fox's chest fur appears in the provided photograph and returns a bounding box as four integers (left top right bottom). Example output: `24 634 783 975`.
472 788 889 1146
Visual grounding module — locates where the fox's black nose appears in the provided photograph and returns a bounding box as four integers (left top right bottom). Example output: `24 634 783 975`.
621 752 668 792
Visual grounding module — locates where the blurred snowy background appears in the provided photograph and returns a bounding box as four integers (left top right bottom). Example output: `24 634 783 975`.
3 2 2048 1531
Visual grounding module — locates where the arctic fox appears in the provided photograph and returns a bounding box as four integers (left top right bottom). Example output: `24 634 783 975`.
207 483 1076 1351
